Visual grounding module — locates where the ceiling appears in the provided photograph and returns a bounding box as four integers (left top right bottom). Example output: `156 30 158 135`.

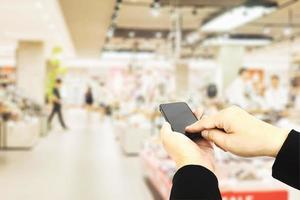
101 0 300 58
0 0 74 64
1 0 299 62
59 0 115 58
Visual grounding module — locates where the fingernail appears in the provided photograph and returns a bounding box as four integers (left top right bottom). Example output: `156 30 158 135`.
185 126 190 130
201 130 209 138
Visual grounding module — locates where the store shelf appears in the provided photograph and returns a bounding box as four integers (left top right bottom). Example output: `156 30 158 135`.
140 151 172 200
141 150 290 200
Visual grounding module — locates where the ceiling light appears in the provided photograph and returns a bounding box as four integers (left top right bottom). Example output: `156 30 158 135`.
150 2 160 17
203 35 272 46
201 4 277 32
107 28 114 38
283 26 292 36
153 2 160 9
263 27 271 34
128 31 135 38
186 32 200 44
151 8 160 17
155 32 162 39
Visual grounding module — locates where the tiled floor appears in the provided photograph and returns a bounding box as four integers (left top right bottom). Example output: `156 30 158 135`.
0 109 154 200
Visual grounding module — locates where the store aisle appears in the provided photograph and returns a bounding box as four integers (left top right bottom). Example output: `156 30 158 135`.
0 108 154 200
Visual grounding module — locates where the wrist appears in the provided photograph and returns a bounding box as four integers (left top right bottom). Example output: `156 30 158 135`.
264 125 289 157
177 158 215 173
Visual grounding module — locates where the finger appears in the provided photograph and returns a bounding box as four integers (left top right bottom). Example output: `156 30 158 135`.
185 115 218 133
201 129 228 152
194 107 204 119
160 122 172 144
196 139 213 149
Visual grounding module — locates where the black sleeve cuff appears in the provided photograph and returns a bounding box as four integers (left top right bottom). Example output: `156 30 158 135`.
272 129 300 190
170 165 222 200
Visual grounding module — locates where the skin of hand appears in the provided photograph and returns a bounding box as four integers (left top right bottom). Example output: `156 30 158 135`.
160 109 215 172
186 106 290 158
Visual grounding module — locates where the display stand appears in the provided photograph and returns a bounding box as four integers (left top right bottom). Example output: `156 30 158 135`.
0 118 40 149
141 151 171 200
141 150 290 200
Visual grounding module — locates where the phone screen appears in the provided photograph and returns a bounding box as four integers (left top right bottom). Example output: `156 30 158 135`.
159 102 201 140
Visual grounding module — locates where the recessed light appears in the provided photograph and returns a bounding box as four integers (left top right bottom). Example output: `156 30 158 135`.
155 32 162 39
107 28 114 38
283 26 292 36
151 8 160 17
129 31 135 38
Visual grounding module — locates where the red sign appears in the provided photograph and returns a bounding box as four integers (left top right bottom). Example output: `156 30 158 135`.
221 190 288 200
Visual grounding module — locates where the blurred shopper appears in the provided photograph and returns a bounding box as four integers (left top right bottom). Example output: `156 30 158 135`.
225 68 252 108
291 77 300 110
48 79 68 130
98 82 112 118
250 80 267 110
265 75 288 111
161 106 299 199
85 86 94 109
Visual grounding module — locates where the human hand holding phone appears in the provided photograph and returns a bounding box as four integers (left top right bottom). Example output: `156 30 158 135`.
160 108 215 171
186 106 290 158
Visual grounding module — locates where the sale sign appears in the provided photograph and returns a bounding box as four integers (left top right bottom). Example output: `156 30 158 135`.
221 190 288 200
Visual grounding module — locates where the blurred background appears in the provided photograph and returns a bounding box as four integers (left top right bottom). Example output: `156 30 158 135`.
0 0 299 199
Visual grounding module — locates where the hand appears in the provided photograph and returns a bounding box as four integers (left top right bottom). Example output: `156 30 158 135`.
160 109 215 172
186 106 290 158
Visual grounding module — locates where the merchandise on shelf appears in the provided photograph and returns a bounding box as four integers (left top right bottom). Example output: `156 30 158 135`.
0 87 47 149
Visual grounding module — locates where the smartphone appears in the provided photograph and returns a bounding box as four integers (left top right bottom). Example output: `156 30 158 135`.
159 102 201 140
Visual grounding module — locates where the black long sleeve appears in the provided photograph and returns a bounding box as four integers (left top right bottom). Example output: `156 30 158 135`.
170 130 300 200
272 129 300 190
170 165 222 200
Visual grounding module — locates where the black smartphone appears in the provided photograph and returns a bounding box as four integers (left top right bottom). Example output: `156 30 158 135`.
159 102 201 140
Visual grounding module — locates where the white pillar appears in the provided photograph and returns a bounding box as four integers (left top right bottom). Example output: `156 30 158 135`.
16 41 46 105
175 62 189 98
217 46 245 93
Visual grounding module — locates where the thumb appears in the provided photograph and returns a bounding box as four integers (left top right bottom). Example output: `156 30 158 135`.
201 129 228 152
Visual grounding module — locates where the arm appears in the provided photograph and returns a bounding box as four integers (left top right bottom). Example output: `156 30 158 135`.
272 130 300 189
171 165 222 200
186 106 300 189
160 109 222 200
52 89 61 104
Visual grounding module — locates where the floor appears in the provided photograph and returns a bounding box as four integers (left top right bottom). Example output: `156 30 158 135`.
0 109 154 200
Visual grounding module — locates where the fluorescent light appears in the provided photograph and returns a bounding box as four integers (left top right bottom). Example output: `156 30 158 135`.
202 5 277 32
203 36 272 46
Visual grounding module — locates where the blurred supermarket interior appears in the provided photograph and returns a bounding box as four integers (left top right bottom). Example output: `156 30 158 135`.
0 0 300 199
